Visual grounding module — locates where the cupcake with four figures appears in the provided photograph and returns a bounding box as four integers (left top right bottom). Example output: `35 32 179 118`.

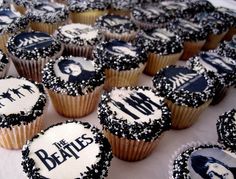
22 121 113 178
153 66 214 129
0 50 9 78
69 0 110 25
187 51 236 104
27 1 69 34
7 31 63 82
0 77 47 149
42 56 104 118
95 14 138 42
94 40 147 90
136 28 183 76
217 109 236 152
98 86 171 161
166 19 207 61
0 7 29 53
170 143 236 179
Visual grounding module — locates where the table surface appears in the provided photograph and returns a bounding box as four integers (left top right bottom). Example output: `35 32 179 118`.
1 0 236 178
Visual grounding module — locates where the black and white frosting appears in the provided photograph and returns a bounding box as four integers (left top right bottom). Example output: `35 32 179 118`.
27 1 69 23
98 86 171 141
22 121 112 179
189 0 215 14
69 0 110 12
0 7 29 35
42 56 105 96
94 40 147 71
217 35 236 60
170 143 236 179
0 50 8 72
187 51 236 87
95 15 138 34
152 66 214 107
217 109 236 152
215 7 236 27
0 77 47 128
166 19 207 41
55 23 102 46
8 31 62 60
135 28 183 55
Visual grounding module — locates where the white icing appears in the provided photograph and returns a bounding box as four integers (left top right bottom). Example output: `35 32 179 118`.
60 23 99 41
0 78 40 115
28 123 100 179
107 88 163 123
144 29 174 41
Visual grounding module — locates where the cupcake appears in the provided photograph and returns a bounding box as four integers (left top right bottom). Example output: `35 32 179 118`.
0 50 9 78
94 40 147 90
54 23 102 59
69 0 110 25
7 31 63 82
136 28 183 76
131 5 171 30
166 19 207 60
153 66 214 129
27 1 69 35
217 109 236 152
191 11 229 50
0 7 29 53
217 35 236 60
42 56 104 118
170 143 236 179
95 14 138 42
0 77 47 149
187 51 236 104
98 86 171 161
22 121 113 178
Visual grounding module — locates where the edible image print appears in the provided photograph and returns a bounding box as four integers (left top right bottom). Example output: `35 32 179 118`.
106 41 137 57
103 16 129 26
189 148 236 179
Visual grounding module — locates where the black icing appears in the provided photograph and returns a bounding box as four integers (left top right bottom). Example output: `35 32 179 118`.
69 0 110 12
8 31 62 60
98 86 171 141
94 40 147 71
42 56 105 96
152 65 214 107
0 76 47 128
217 109 236 152
0 50 8 71
217 35 236 60
95 14 138 34
21 120 113 179
135 28 183 55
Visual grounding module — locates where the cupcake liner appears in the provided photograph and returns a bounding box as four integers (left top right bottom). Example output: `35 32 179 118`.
30 22 65 35
0 62 10 78
0 33 9 54
63 44 93 59
144 51 183 76
9 46 63 82
223 27 236 41
165 99 212 129
180 40 206 61
70 10 108 25
103 129 162 161
103 63 146 91
47 86 103 118
13 3 27 15
0 116 44 149
103 31 137 42
108 9 131 17
202 31 228 50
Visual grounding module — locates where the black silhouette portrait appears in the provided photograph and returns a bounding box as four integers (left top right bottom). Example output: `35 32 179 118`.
0 90 15 102
22 84 35 93
10 88 25 98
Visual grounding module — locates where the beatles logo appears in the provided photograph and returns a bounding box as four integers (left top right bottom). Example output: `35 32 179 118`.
17 35 52 48
35 134 94 171
169 73 198 90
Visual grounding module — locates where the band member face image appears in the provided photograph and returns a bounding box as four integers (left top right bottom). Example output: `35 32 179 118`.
106 41 138 57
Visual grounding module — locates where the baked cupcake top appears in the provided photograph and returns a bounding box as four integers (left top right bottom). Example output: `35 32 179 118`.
22 121 112 179
135 28 183 55
7 31 62 60
98 86 171 141
217 35 236 60
170 143 236 179
0 77 47 128
27 1 69 23
69 0 110 12
216 7 236 27
217 109 236 152
94 40 147 71
152 66 214 107
187 51 236 86
0 7 29 35
95 14 138 34
42 56 104 96
55 23 102 46
0 50 8 72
